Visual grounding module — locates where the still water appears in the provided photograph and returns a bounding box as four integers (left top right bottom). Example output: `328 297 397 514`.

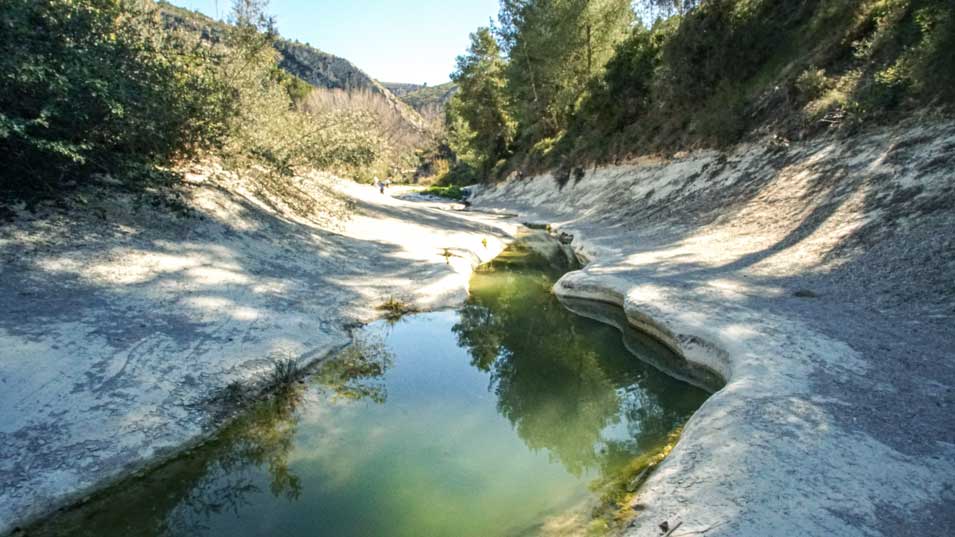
28 234 709 537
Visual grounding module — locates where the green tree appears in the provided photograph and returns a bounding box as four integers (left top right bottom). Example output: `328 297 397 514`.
0 0 230 198
497 0 633 139
448 27 516 180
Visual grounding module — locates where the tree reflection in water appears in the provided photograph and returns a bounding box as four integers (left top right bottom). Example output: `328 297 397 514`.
453 237 703 480
28 337 393 537
27 235 707 537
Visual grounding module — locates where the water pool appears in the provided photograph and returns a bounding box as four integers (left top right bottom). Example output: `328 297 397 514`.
27 234 709 537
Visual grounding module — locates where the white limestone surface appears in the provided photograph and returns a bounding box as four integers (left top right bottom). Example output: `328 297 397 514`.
0 175 517 532
472 121 955 537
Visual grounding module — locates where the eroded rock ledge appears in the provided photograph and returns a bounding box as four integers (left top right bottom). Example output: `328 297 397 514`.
0 178 517 533
471 120 955 536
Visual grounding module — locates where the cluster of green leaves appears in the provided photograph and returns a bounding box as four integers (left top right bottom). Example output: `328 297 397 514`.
446 28 516 180
446 0 955 184
423 184 465 201
443 0 632 183
0 0 232 198
1 0 383 209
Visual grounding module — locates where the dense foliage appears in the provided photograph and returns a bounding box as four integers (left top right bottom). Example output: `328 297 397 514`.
302 87 432 183
448 28 517 180
0 0 387 206
0 0 230 197
443 0 955 184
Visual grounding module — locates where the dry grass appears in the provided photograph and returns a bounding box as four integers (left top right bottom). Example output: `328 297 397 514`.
376 296 417 322
302 88 435 182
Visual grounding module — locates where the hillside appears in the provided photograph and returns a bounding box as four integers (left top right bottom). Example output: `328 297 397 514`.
382 81 459 112
443 0 955 184
158 2 431 134
381 82 424 98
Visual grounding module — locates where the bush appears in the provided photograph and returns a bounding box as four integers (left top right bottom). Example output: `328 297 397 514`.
596 22 670 129
0 0 231 199
0 0 398 211
423 184 466 200
795 67 831 100
301 87 429 182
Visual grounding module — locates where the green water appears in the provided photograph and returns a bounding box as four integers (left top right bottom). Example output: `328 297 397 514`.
28 235 709 537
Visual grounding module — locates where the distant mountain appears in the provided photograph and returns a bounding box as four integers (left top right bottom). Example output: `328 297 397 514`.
274 40 430 132
382 82 458 113
157 2 430 133
380 82 425 98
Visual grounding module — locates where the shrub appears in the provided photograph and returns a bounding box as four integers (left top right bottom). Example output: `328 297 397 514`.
795 67 831 100
376 296 416 322
0 0 396 211
267 357 301 392
0 0 231 199
423 185 465 200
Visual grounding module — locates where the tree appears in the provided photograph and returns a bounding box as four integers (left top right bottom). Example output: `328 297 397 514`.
448 27 516 179
497 0 633 139
0 0 230 198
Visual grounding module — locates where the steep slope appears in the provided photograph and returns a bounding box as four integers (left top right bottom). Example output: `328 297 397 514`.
157 2 430 133
275 40 430 132
382 81 459 113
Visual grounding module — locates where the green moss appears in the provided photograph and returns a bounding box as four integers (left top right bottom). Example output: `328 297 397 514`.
587 426 686 535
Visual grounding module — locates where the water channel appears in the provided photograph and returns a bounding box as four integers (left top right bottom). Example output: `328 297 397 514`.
26 232 711 537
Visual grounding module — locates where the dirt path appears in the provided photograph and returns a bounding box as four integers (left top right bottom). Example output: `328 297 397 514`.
0 177 517 532
471 120 955 537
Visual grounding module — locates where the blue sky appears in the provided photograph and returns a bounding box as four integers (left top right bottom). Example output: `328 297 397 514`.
170 0 500 85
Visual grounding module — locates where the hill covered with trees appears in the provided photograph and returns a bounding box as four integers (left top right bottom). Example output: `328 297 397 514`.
382 82 459 111
443 0 955 184
160 2 431 134
0 0 435 207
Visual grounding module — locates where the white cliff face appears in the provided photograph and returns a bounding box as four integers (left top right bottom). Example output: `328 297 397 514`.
472 120 955 537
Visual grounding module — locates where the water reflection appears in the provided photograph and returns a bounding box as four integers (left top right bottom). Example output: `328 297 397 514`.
454 237 705 480
27 339 394 537
26 233 708 537
164 391 304 535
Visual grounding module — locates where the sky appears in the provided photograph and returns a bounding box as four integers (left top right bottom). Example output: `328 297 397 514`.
170 0 500 85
